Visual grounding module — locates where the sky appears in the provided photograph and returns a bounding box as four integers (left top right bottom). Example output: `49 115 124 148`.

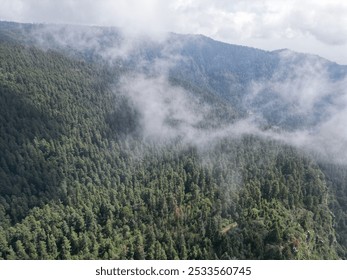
1 0 347 64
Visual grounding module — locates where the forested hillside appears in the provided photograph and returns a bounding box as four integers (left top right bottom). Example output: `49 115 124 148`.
0 22 347 260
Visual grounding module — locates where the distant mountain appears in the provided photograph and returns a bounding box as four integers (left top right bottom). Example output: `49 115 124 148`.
2 20 346 130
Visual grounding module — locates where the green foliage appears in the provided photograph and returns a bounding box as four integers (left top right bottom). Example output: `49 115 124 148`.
0 40 345 260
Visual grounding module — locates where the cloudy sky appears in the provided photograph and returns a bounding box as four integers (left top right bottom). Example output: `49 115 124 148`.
1 0 347 64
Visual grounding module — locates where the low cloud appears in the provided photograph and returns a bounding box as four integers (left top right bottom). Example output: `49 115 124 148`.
247 51 335 118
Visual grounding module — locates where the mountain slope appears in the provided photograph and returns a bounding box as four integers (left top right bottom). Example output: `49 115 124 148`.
0 21 346 260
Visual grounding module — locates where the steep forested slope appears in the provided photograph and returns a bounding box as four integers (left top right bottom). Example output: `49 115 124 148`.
0 22 346 260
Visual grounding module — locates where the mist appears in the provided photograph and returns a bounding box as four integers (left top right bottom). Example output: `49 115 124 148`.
119 73 205 143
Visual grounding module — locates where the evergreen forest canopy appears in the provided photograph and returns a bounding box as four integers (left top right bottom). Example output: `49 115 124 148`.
0 21 347 260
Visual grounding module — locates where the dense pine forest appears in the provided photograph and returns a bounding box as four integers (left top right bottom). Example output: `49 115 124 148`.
0 22 347 260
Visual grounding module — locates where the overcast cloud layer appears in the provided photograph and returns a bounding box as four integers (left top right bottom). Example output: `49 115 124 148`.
0 0 347 64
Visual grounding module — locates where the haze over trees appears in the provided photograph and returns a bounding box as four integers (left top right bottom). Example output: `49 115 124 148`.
0 21 346 260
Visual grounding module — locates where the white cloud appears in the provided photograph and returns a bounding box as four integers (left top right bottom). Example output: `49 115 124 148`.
168 0 347 63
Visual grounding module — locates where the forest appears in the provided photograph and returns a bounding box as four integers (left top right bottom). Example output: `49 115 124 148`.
0 22 347 260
